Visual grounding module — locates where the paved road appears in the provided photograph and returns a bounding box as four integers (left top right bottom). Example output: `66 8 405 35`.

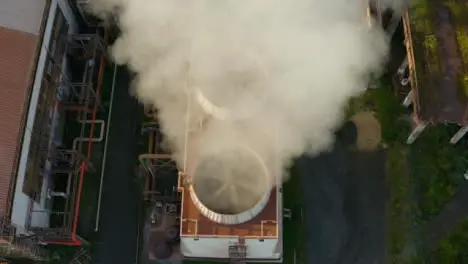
298 125 388 264
92 66 141 264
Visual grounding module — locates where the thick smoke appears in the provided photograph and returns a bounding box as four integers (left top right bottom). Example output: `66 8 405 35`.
89 0 390 209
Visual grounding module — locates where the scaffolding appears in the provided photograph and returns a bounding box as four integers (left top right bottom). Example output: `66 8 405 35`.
228 241 247 264
24 29 109 243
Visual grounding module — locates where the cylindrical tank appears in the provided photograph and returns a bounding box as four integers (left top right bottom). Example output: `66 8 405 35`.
189 145 271 225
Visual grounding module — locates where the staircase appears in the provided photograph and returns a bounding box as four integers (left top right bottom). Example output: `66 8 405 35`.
228 243 247 264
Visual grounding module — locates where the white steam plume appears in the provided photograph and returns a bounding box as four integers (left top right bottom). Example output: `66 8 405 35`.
89 0 390 192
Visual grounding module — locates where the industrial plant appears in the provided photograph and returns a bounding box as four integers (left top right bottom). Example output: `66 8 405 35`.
0 0 467 263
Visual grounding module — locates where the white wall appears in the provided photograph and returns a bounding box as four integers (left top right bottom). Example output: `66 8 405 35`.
11 0 78 231
0 0 47 35
181 236 281 261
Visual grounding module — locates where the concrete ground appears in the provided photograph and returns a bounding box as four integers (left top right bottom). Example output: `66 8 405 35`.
92 66 142 264
299 113 388 264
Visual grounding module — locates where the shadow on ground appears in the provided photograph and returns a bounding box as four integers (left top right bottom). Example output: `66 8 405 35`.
298 119 388 264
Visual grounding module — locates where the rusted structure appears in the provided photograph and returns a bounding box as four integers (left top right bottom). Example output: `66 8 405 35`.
395 0 468 144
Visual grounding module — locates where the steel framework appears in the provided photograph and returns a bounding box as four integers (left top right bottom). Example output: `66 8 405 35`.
139 107 180 203
25 29 109 243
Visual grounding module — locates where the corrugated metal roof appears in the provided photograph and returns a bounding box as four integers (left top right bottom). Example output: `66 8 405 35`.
0 26 38 218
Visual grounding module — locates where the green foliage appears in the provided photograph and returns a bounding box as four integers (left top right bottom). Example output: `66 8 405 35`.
410 0 431 32
445 0 468 97
368 86 410 144
387 144 412 263
410 126 468 221
433 220 468 263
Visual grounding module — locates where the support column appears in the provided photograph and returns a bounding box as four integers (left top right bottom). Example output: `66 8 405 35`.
403 89 413 107
397 56 409 76
450 125 468 144
407 120 427 144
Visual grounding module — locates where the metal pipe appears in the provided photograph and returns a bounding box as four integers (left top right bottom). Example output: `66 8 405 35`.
72 120 105 150
67 119 105 197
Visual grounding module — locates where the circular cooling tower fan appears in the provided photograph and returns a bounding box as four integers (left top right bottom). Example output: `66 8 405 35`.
189 146 271 225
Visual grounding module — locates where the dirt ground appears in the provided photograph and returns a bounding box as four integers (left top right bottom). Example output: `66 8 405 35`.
351 111 382 151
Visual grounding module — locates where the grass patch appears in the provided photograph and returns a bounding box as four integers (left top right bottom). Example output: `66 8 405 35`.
433 219 468 263
387 144 413 263
445 0 468 97
410 126 467 222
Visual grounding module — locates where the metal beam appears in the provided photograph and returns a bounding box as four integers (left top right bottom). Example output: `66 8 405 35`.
407 121 427 144
402 89 413 107
450 125 468 144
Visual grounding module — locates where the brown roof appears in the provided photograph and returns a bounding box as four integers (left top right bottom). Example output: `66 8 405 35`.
0 26 38 218
179 176 278 238
404 0 468 124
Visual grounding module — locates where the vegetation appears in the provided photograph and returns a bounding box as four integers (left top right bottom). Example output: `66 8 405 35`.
350 74 468 262
410 126 467 221
434 219 468 263
445 0 468 97
387 144 413 264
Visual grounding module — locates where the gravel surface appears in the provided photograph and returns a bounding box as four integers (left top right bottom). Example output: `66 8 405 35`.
298 124 388 264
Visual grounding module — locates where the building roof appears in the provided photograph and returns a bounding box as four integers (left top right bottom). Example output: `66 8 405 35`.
404 0 468 124
0 26 38 218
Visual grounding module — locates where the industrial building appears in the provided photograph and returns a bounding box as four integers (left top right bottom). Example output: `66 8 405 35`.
0 0 109 260
392 0 468 144
139 92 284 263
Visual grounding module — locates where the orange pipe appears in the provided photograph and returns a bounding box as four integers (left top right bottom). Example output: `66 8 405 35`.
47 29 108 246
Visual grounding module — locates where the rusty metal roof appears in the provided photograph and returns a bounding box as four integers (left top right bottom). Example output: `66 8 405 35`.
404 0 468 124
0 26 38 218
179 176 278 238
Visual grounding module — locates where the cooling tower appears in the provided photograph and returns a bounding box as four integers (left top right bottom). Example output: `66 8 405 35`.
189 146 271 225
179 143 282 262
178 67 282 261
